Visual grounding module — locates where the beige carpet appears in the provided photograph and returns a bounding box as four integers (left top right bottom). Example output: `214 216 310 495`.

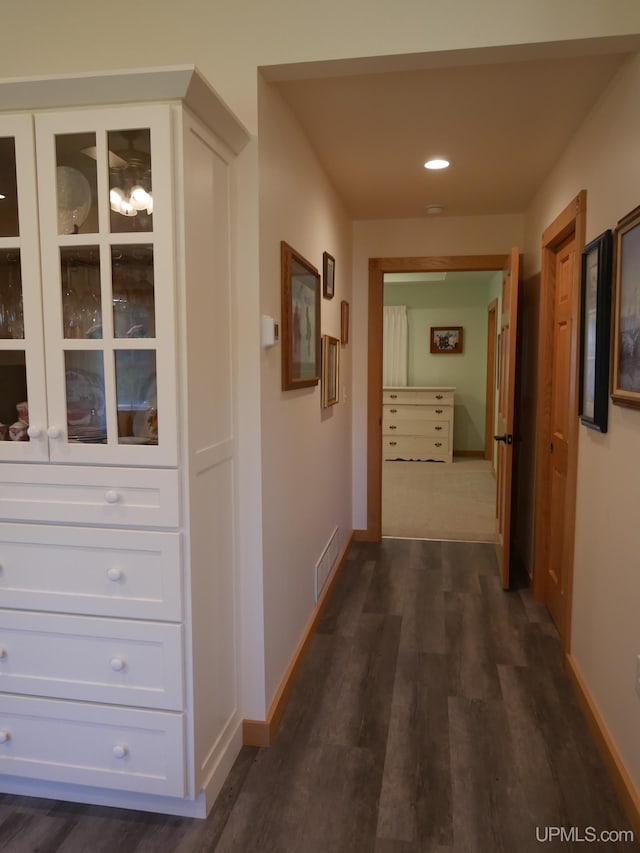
382 457 497 541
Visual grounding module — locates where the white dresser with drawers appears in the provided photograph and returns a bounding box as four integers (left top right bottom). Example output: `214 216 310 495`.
0 68 248 817
382 386 455 463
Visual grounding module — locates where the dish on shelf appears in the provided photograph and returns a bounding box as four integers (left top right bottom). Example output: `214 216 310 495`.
65 367 105 426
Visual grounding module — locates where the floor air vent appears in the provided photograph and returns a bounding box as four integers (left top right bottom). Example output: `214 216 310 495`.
315 526 339 603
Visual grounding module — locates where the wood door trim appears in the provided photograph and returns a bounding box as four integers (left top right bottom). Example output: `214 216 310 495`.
366 254 508 541
532 191 586 654
485 298 498 462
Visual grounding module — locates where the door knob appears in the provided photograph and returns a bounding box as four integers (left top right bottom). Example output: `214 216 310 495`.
494 434 513 445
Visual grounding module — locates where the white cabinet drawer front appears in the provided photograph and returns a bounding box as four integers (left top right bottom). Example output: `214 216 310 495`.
383 416 450 436
0 693 185 797
0 610 184 710
384 404 451 423
383 436 450 461
383 388 453 405
0 524 182 621
0 465 180 528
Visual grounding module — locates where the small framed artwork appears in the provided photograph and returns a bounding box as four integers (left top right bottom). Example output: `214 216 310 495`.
612 205 640 409
281 241 321 391
323 251 335 299
321 334 340 407
579 229 613 431
430 326 463 354
340 300 349 345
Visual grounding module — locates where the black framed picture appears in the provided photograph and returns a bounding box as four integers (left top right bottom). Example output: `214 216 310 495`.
579 229 613 432
323 251 335 299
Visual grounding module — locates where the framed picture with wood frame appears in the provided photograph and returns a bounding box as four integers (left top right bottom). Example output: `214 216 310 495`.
430 326 463 354
281 241 321 391
340 300 349 345
323 251 335 299
579 229 612 432
321 334 339 407
611 205 640 408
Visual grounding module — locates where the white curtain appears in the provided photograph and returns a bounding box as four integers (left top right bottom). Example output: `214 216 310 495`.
383 305 408 386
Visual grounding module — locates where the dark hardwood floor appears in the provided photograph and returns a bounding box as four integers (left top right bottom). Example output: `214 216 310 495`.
1 539 637 852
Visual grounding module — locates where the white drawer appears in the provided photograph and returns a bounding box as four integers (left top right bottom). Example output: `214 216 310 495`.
0 693 185 797
0 524 182 621
0 464 180 529
383 388 453 405
0 610 184 711
384 403 450 422
383 435 450 461
383 416 450 436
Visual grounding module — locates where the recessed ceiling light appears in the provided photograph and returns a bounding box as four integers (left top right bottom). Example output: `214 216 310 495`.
424 158 450 170
426 204 444 215
0 193 5 200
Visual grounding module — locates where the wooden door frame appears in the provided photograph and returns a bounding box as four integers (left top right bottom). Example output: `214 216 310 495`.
532 191 586 654
365 254 508 541
485 298 498 466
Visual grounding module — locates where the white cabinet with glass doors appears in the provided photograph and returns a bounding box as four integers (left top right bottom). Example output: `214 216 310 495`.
0 106 177 466
0 68 249 818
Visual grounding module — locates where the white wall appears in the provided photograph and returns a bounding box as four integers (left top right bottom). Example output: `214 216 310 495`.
258 77 353 708
524 52 640 794
352 214 524 528
3 2 640 133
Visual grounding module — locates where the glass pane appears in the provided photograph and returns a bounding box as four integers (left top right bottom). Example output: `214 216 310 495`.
64 351 106 443
0 351 29 442
112 245 155 338
0 137 19 237
55 133 98 235
108 129 153 234
115 350 157 444
0 249 24 339
61 247 102 339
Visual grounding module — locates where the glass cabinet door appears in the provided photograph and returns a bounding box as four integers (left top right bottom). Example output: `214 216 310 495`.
0 116 49 462
35 105 177 466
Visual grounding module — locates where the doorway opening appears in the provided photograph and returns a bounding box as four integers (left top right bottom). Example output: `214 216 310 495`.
367 253 508 542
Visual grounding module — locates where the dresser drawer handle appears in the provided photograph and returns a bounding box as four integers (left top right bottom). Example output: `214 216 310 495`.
435 425 443 431
435 408 444 414
0 647 7 660
110 657 126 672
0 731 10 744
105 490 121 504
389 408 397 413
389 425 397 430
435 442 442 447
435 394 444 399
389 441 397 446
107 567 124 582
112 744 129 759
390 394 397 399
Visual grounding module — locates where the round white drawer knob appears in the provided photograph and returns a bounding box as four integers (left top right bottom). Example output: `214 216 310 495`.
107 567 123 582
110 657 126 672
27 425 42 439
47 426 62 439
112 744 128 759
105 490 120 504
0 731 10 744
0 647 7 660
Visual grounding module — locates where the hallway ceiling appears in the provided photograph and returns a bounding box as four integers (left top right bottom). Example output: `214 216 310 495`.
264 40 639 220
